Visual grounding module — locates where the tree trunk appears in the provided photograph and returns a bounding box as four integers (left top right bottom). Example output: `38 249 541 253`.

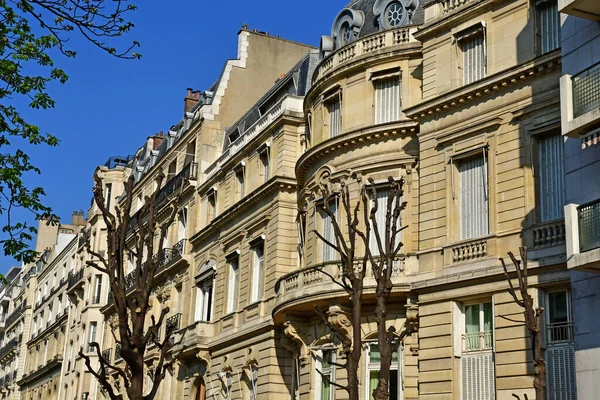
373 293 391 400
126 354 145 400
347 292 363 400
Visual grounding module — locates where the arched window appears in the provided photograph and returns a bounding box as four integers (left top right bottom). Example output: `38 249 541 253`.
194 377 206 400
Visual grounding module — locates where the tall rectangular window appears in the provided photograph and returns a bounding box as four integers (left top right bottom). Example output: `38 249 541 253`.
259 148 270 183
104 183 112 209
328 99 342 138
365 343 400 399
93 275 102 304
459 155 489 240
538 0 560 54
546 289 576 399
178 208 188 244
461 31 486 85
538 133 565 222
250 242 265 303
463 302 493 352
374 77 401 124
235 166 245 199
369 188 402 257
322 199 339 262
194 279 214 322
316 349 335 400
88 322 97 353
207 192 217 224
226 256 239 314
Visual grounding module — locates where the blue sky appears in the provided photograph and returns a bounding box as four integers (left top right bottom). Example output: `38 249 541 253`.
1 0 346 273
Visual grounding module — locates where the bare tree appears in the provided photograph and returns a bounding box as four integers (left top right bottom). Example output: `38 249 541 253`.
314 176 415 400
500 247 546 400
81 172 181 400
314 180 367 400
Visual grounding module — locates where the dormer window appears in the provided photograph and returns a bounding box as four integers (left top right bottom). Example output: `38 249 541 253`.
386 2 404 27
340 22 352 46
374 0 418 30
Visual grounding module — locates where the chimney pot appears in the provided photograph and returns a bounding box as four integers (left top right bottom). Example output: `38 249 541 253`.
187 88 193 97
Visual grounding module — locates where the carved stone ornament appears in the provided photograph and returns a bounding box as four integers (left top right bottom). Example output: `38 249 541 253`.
405 303 419 330
327 305 352 338
196 350 211 369
332 8 365 49
282 321 309 366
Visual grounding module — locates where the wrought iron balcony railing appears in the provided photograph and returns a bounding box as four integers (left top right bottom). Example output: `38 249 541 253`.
102 349 112 363
115 344 122 361
166 313 181 332
67 268 85 290
573 64 600 118
579 199 600 253
155 162 198 207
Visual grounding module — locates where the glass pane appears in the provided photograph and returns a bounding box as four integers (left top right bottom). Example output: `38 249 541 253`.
321 378 331 400
369 371 379 399
322 350 332 369
369 344 381 364
483 302 493 349
549 291 568 323
465 304 481 351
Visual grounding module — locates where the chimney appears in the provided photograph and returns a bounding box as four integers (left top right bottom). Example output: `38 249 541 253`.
71 211 85 226
184 88 200 114
151 132 165 150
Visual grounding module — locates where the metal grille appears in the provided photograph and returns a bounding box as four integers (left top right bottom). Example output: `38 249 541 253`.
540 2 560 54
573 65 600 118
539 133 565 222
578 199 600 252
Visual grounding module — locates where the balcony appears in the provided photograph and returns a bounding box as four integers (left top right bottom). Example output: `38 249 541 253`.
559 0 600 20
0 339 17 360
115 344 122 361
547 321 574 344
171 321 214 360
273 260 408 320
5 301 26 328
155 162 198 208
102 349 112 363
462 330 493 353
565 199 600 271
166 313 181 332
67 269 85 291
561 64 600 138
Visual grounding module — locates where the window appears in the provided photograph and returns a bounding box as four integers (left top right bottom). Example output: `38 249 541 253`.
538 133 565 222
369 187 402 257
247 364 258 400
463 302 493 352
545 289 576 399
328 99 342 138
194 279 214 322
88 322 97 353
538 0 560 54
315 349 335 400
223 372 233 400
385 2 404 27
546 290 572 343
226 256 239 314
178 207 188 244
235 165 245 199
458 154 489 240
104 183 113 209
322 198 339 262
207 191 217 224
459 27 486 85
258 146 270 183
374 77 401 124
93 275 102 304
365 343 401 399
250 241 265 303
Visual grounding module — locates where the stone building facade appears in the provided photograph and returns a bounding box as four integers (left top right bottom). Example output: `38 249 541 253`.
0 1 597 399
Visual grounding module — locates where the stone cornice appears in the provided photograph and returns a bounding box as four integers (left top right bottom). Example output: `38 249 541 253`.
18 357 62 386
26 313 68 347
189 176 297 247
403 51 561 121
295 119 419 185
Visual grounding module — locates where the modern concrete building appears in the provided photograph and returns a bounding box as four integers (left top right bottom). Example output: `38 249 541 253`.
560 0 600 396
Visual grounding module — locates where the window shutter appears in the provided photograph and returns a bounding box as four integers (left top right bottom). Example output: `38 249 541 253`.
459 156 489 240
375 78 401 124
540 3 560 54
539 134 565 222
329 100 342 138
547 345 577 400
461 352 495 400
463 34 485 85
453 302 463 357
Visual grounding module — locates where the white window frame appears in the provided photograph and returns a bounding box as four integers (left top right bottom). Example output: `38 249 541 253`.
248 364 258 400
88 322 97 353
368 185 402 257
93 274 102 304
364 342 402 400
545 289 573 344
178 207 188 243
105 183 113 209
327 97 342 138
250 240 265 304
461 301 494 353
315 348 336 400
195 278 214 322
226 255 239 314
